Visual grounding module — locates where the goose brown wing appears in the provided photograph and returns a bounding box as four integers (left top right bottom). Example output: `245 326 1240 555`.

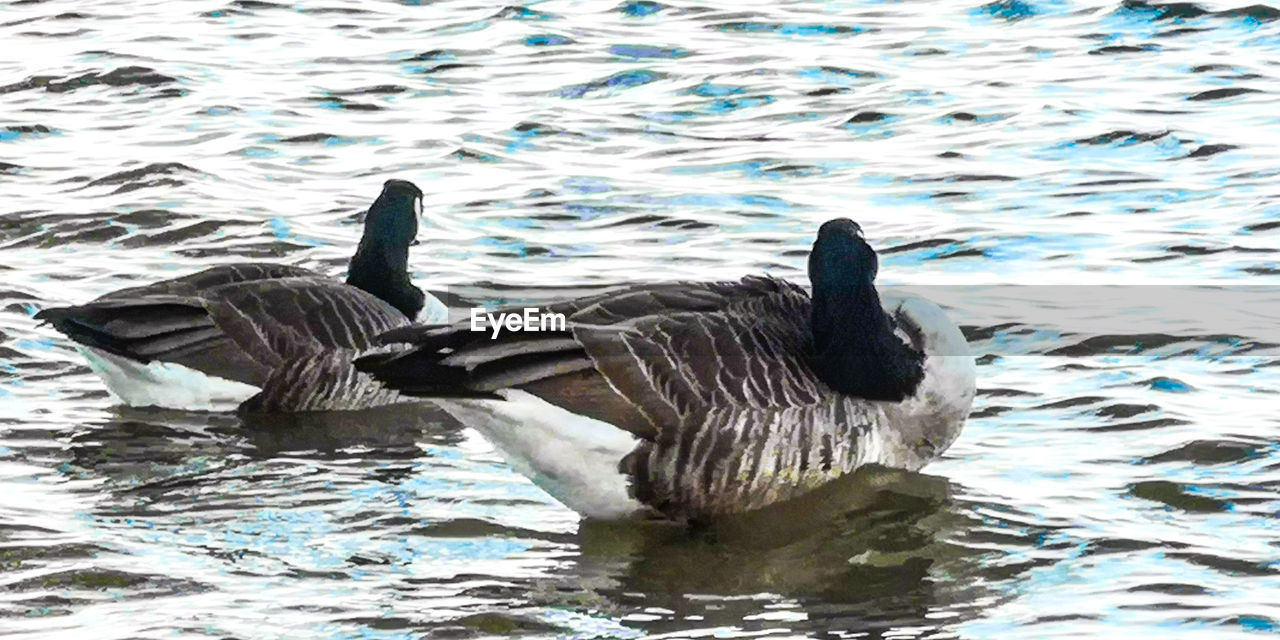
201 276 409 357
570 276 823 438
34 294 265 384
361 276 825 436
36 264 328 385
195 277 412 408
38 272 411 390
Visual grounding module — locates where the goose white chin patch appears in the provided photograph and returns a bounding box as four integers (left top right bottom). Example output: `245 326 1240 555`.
80 347 260 412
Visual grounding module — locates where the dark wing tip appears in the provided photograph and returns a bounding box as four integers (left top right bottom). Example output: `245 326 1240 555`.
353 350 399 373
32 305 77 328
374 323 450 346
354 348 499 400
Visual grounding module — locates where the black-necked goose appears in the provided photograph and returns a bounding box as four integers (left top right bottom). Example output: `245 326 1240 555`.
36 179 447 413
356 219 975 521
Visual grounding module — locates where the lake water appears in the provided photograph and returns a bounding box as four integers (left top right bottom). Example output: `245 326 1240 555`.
2 0 1279 637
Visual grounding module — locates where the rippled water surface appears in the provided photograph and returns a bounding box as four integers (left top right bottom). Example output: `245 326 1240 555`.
3 0 1280 637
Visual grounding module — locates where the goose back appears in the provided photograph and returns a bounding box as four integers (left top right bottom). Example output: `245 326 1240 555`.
38 264 416 412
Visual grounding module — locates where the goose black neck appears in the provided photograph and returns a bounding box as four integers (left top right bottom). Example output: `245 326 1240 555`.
346 183 425 320
808 219 923 401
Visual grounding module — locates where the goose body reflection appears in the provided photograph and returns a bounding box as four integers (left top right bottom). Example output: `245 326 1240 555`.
50 408 1003 638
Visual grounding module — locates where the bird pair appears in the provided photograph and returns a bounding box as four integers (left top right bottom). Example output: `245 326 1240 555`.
37 179 975 522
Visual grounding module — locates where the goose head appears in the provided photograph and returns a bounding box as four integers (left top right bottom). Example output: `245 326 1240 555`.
809 218 875 288
347 179 427 320
366 179 423 251
807 218 924 401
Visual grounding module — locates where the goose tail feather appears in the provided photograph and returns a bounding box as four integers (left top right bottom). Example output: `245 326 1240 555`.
35 298 215 362
353 349 499 399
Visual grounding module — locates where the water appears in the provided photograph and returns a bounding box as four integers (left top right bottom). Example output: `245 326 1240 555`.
2 0 1279 637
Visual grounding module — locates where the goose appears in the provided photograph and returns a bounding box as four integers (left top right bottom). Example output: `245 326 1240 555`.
36 179 448 413
356 219 976 521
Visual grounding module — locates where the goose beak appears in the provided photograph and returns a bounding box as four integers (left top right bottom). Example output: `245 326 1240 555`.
411 239 421 246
